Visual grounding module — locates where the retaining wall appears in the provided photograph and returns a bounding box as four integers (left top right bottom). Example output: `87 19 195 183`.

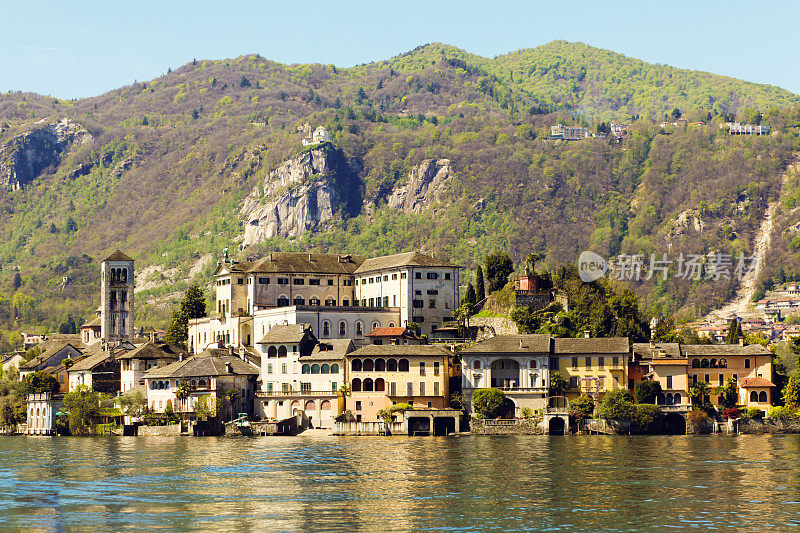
738 418 800 434
470 419 543 435
137 424 183 436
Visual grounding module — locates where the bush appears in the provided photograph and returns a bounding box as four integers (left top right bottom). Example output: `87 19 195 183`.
569 395 594 422
686 410 709 426
633 404 663 433
633 380 662 404
722 407 740 420
519 407 534 419
597 389 636 422
767 406 799 420
745 407 764 419
471 388 506 419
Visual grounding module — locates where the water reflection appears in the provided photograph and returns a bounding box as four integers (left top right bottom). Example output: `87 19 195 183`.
1 435 800 531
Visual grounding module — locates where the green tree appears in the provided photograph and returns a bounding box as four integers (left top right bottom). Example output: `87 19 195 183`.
175 381 191 419
783 376 800 410
569 395 594 422
64 216 78 234
18 371 59 397
725 318 743 344
58 314 77 334
48 223 58 234
12 272 21 290
549 372 570 397
119 389 147 419
0 397 18 430
485 251 514 293
633 404 663 433
464 283 477 311
689 381 711 407
164 284 207 348
475 265 486 303
471 388 506 419
633 380 662 404
715 377 739 409
225 388 240 421
597 389 636 422
239 76 251 88
63 386 103 435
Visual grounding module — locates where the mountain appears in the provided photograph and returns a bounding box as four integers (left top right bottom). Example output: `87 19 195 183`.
1 41 799 343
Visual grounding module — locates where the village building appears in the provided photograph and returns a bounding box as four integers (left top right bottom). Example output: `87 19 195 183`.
631 342 689 408
117 341 187 393
551 337 630 402
143 350 259 417
67 342 131 394
459 334 552 416
683 343 774 406
344 344 454 422
365 326 422 345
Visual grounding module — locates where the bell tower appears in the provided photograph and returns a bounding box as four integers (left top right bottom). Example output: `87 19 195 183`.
101 250 135 342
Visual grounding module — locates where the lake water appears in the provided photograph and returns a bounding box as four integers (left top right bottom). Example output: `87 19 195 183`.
1 434 799 531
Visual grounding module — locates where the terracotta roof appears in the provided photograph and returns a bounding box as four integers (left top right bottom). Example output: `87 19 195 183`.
740 377 775 388
223 252 365 275
461 334 552 354
304 339 355 360
144 352 259 378
104 250 134 262
554 337 630 354
354 251 458 273
367 327 410 337
348 344 452 358
257 323 313 344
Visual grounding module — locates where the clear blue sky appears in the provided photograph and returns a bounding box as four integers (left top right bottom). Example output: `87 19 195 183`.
2 0 798 99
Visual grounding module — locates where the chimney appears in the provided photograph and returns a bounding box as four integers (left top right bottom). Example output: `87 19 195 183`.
269 253 273 261
649 339 656 350
228 346 235 357
225 362 233 373
739 337 745 347
584 330 591 339
179 354 184 362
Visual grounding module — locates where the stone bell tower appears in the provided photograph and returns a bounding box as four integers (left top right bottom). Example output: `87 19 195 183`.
100 250 135 342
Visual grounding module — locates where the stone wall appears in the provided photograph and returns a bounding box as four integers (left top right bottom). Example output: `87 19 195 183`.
738 418 800 434
333 421 404 435
470 419 543 435
468 317 519 337
137 424 183 436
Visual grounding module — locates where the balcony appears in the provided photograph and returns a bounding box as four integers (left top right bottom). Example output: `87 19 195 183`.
256 390 338 397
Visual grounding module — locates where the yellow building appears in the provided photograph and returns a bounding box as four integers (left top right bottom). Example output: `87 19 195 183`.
552 337 630 401
683 344 774 407
344 344 453 421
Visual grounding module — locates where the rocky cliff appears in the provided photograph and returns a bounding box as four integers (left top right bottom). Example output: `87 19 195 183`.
0 118 91 190
387 159 452 213
241 146 362 245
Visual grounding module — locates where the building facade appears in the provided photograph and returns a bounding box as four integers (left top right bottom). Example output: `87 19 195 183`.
100 250 136 342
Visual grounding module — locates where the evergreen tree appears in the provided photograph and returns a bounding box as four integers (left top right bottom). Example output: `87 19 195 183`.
12 272 21 290
475 265 486 302
725 318 743 344
165 285 207 348
485 251 514 293
64 216 78 234
783 376 800 410
464 283 477 310
239 76 251 88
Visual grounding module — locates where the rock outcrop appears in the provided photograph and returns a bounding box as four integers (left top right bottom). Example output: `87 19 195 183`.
241 147 361 245
387 159 451 213
0 118 92 190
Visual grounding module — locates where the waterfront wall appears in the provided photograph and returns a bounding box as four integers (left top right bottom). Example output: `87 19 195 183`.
738 418 800 434
138 424 182 436
334 421 403 435
470 419 543 435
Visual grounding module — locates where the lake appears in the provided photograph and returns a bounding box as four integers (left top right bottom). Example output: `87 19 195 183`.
1 434 799 531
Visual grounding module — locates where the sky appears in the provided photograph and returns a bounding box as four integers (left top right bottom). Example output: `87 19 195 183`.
1 0 799 100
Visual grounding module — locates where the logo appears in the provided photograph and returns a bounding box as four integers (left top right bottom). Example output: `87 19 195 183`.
578 251 608 282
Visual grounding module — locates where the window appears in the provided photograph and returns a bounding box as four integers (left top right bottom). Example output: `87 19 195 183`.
759 391 768 402
301 382 311 392
719 374 724 386
356 322 363 336
427 289 438 295
352 359 362 372
369 298 375 307
473 360 481 369
342 299 349 307
750 391 758 403
571 357 578 368
415 272 422 279
419 362 426 376
311 364 320 374
277 296 289 306
293 278 305 285
368 277 374 284
354 280 359 286
612 357 619 367
420 382 426 395
331 364 339 373
692 374 698 385
399 359 409 372
570 376 579 388
355 401 362 411
413 300 424 308
429 300 436 308
434 362 440 376
309 279 320 286
383 275 389 281
401 272 407 279
325 298 336 306
267 363 273 374
327 279 334 286
237 278 244 285
407 382 414 396
585 357 592 369
392 274 398 280
310 298 320 306
259 277 270 284
339 321 347 336
415 290 422 296
281 363 287 374
427 272 438 280
666 375 673 389
598 357 604 368
383 296 389 307
322 321 330 337
321 364 330 374
390 382 397 395
331 382 337 391
277 278 289 285
704 374 710 384
293 296 305 305
745 358 751 369
372 321 380 331
434 382 440 396
412 316 425 323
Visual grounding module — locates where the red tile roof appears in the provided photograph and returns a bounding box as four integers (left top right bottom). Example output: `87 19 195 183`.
740 377 775 388
367 327 408 337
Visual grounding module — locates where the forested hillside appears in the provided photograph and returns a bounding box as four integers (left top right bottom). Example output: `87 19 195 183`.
1 40 799 347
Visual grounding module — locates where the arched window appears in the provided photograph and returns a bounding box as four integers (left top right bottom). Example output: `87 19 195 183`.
719 358 728 368
759 391 768 402
666 393 673 405
325 298 336 306
305 400 316 411
294 296 305 305
321 364 330 374
352 359 362 372
277 296 290 307
351 378 362 392
321 400 331 410
375 378 385 392
301 364 310 374
473 360 481 369
691 359 701 368
339 321 346 336
322 321 331 338
278 346 287 357
309 298 320 306
372 321 380 331
387 359 397 371
122 269 128 283
331 363 339 373
701 358 709 368
311 364 321 374
151 381 157 390
268 346 277 357
198 379 207 388
342 298 349 306
363 378 374 392
356 322 363 336
710 358 717 368
363 359 374 371
399 359 409 372
673 393 681 405
530 360 537 369
750 391 758 402
375 358 385 371
388 322 396 328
